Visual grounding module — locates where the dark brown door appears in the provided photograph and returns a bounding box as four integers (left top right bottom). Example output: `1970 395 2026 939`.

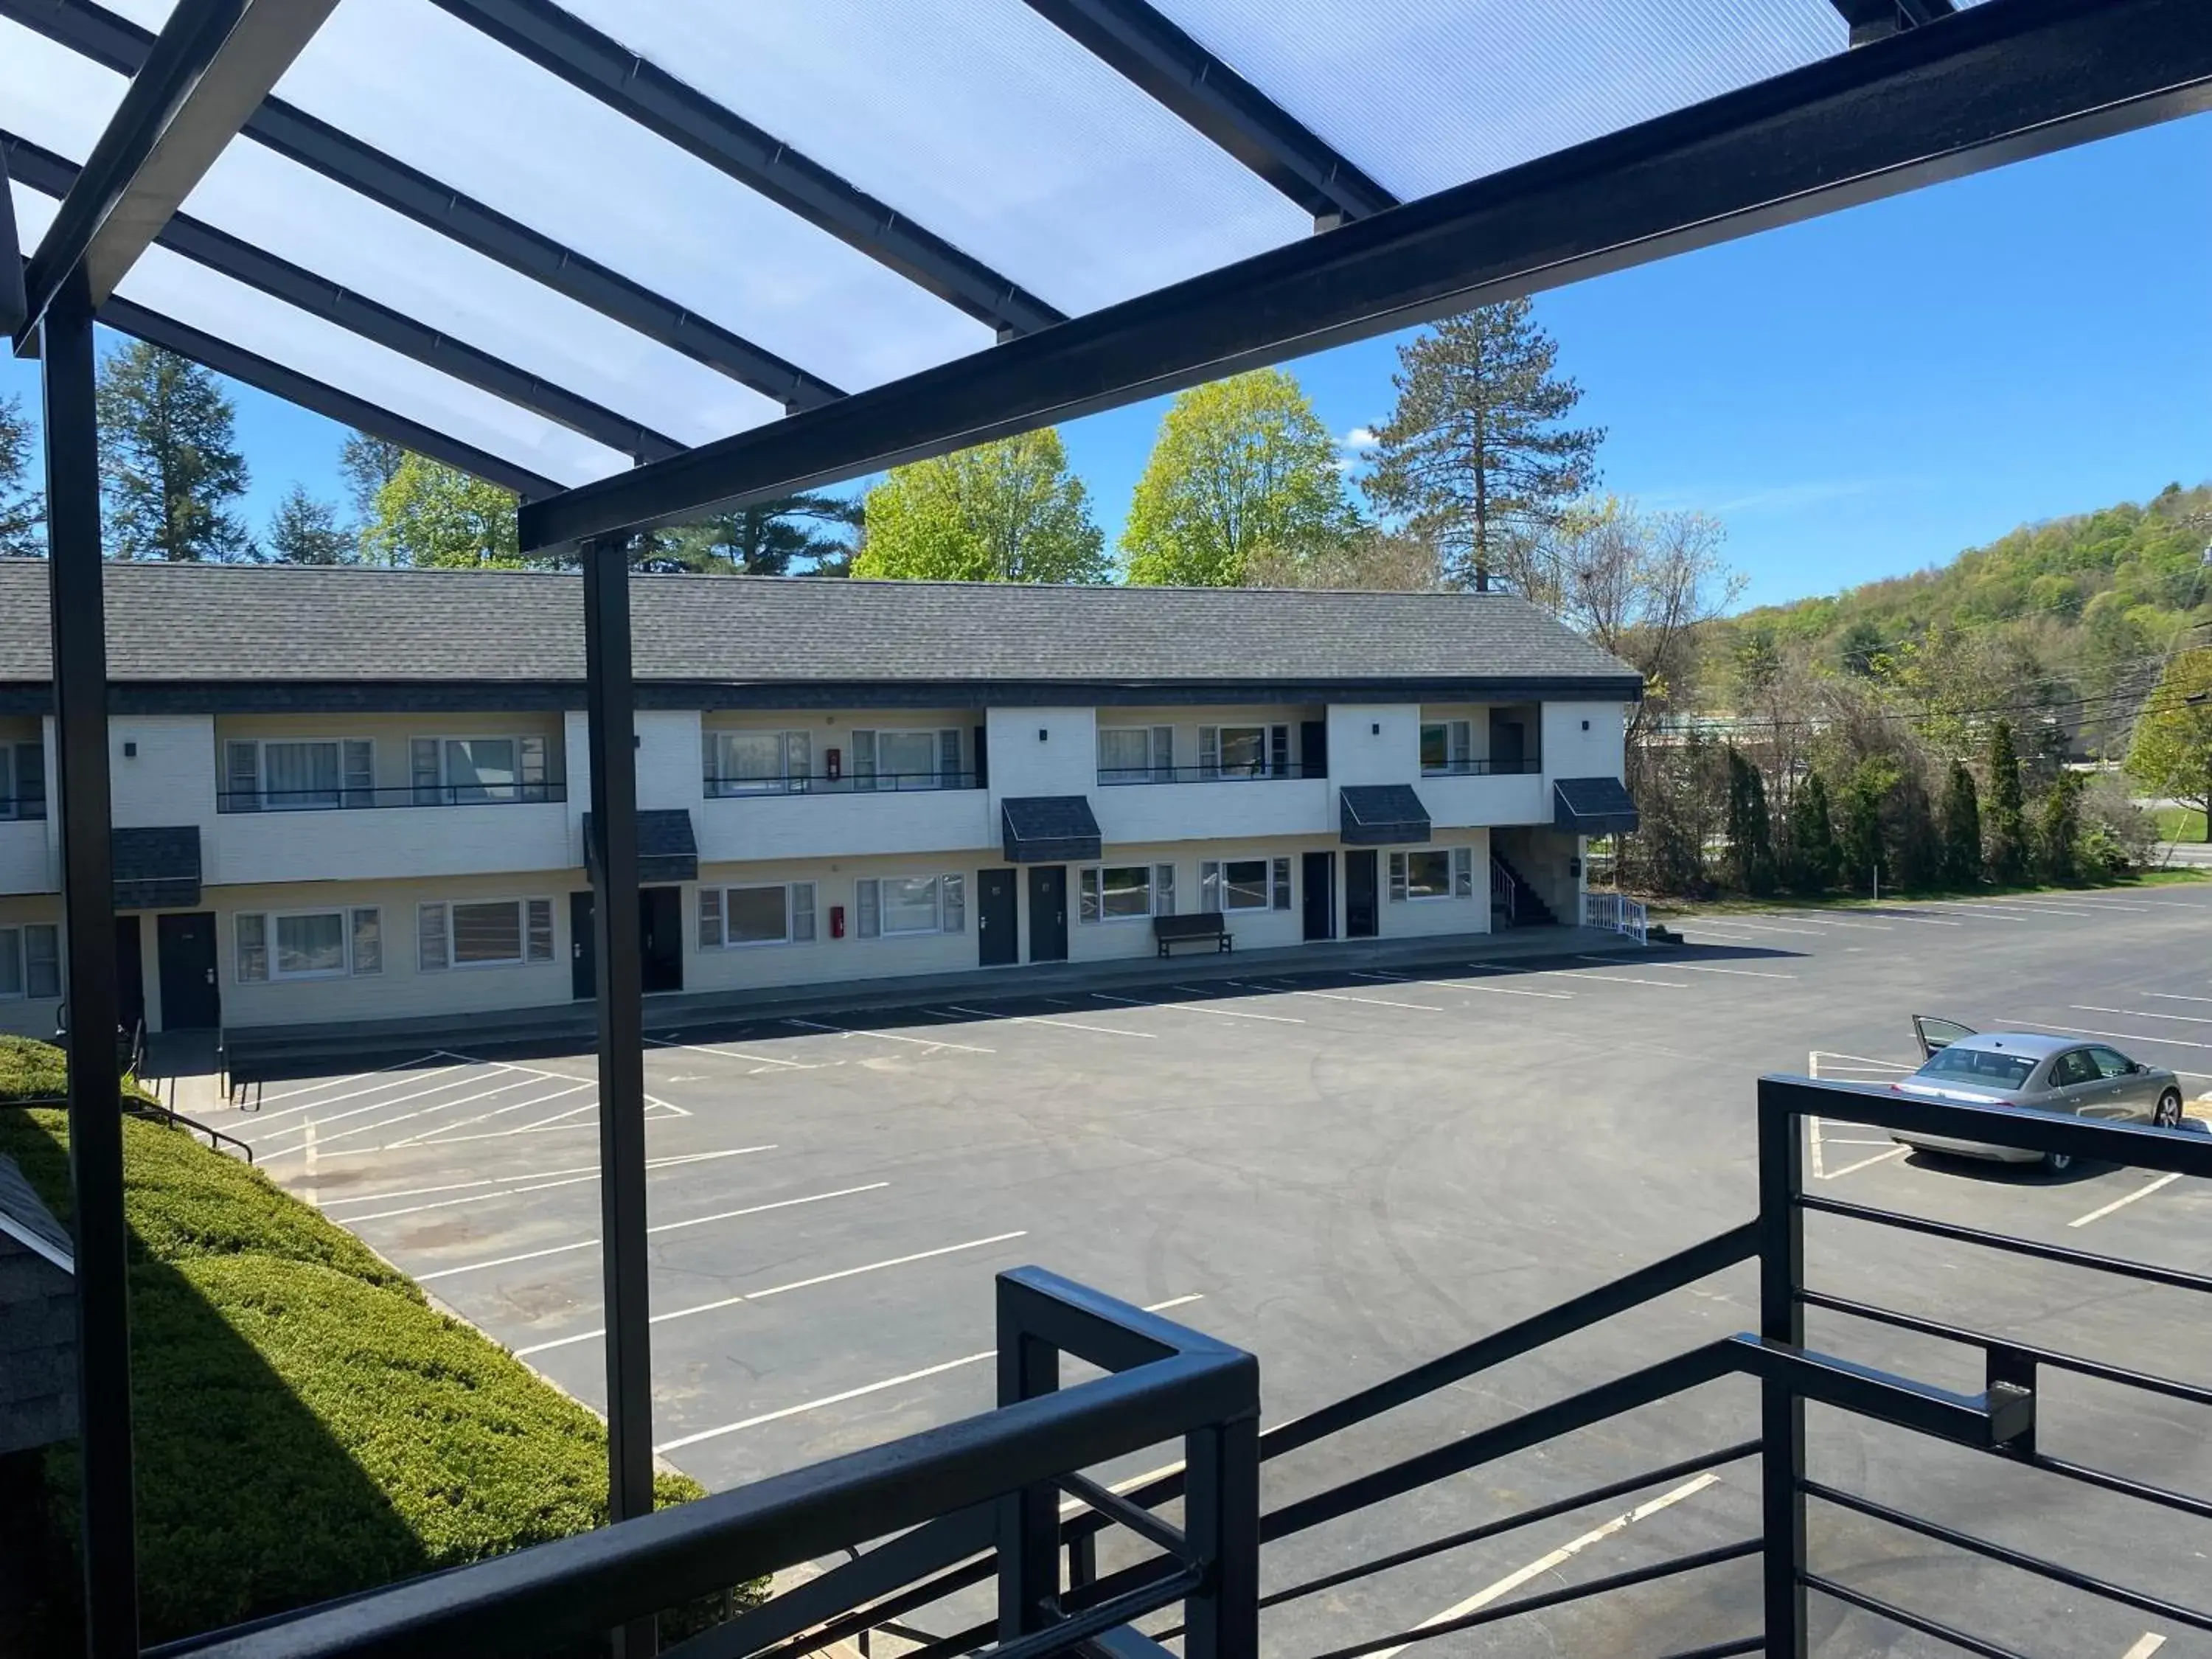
156 911 220 1029
641 886 683 993
978 869 1018 967
570 891 595 999
1026 866 1068 963
1301 852 1335 942
1345 851 1380 939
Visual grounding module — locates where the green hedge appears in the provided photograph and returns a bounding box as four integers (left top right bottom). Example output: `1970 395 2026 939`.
0 1046 710 1647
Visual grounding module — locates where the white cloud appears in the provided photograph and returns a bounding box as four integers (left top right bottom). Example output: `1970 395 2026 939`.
1340 426 1381 451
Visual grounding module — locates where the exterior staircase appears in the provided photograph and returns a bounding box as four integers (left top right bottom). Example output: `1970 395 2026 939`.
1489 848 1557 927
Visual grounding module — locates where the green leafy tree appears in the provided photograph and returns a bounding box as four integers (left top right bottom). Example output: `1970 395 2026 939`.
854 431 1105 583
664 493 863 576
0 393 44 557
1984 720 2030 882
1938 760 1982 886
2036 768 2084 883
1121 369 1356 587
362 456 523 567
1364 299 1602 591
1888 769 1943 891
1838 758 1897 892
1723 748 1776 894
2126 650 2212 842
95 340 252 560
1783 771 1840 894
338 432 409 559
265 484 355 564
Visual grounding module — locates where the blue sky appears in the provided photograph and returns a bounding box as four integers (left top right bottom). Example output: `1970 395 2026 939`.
5 112 2205 610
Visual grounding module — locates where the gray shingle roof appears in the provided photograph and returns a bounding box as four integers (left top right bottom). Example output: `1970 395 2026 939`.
0 563 1641 690
0 1155 73 1275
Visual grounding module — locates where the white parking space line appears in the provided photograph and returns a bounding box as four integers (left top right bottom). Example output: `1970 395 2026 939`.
1242 982 1444 1012
2074 1004 2212 1026
518 1230 1029 1357
1365 1473 1720 1659
2150 992 2212 1004
1663 961 1799 980
785 1018 995 1054
1354 970 1571 1001
653 1295 1203 1455
256 1074 561 1156
648 1035 822 1069
2069 1173 2183 1229
417 1183 893 1281
940 1004 1157 1039
1949 901 2102 918
1763 914 1893 931
1535 969 1689 990
389 1080 598 1147
1680 917 1826 936
236 1062 473 1130
2120 1633 2167 1659
2002 1019 2212 1052
331 1147 773 1223
250 1068 533 1141
1091 992 1302 1025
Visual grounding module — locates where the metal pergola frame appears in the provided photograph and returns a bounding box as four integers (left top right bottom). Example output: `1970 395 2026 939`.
15 0 2210 1652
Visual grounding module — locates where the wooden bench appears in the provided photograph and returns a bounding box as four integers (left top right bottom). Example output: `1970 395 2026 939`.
1153 913 1231 956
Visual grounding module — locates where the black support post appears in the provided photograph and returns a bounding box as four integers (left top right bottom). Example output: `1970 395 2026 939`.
1756 1086 1806 1659
1183 1412 1260 1659
995 1303 1061 1644
42 268 139 1656
582 535 655 1657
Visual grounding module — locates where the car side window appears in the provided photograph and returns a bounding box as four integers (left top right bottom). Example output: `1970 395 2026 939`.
2051 1050 2096 1088
2089 1047 2132 1080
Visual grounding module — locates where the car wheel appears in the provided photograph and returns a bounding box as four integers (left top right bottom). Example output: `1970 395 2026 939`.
2155 1090 2184 1130
2045 1151 2073 1173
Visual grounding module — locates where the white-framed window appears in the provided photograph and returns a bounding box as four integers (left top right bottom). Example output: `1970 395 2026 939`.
1199 857 1291 913
854 874 965 938
1 741 45 821
1199 723 1289 779
698 882 817 948
1079 863 1177 922
411 735 552 804
417 898 555 970
0 923 60 1000
703 728 813 796
1419 720 1475 775
1096 726 1174 785
850 728 961 790
223 737 375 811
234 907 382 982
1388 847 1474 902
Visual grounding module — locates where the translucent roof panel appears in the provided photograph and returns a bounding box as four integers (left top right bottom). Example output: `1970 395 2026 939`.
266 0 995 394
557 0 1314 316
11 182 636 489
0 14 131 159
1152 0 1846 201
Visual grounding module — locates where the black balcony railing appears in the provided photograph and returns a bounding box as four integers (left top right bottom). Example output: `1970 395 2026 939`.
1418 757 1542 776
0 794 46 820
215 783 568 813
702 770 983 796
1096 762 1325 786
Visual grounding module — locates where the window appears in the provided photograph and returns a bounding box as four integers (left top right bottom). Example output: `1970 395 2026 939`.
704 729 811 796
1 742 44 820
2088 1046 2135 1080
235 908 380 981
1420 720 1474 774
0 925 60 999
850 728 961 790
1078 863 1178 922
699 883 817 948
1198 858 1290 913
413 736 552 804
223 737 375 810
1916 1047 2036 1088
2048 1049 2100 1088
417 899 555 970
1200 723 1286 779
1389 847 1474 902
854 874 965 938
1097 726 1173 785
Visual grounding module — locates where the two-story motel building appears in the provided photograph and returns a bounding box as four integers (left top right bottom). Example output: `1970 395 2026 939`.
0 564 1641 1042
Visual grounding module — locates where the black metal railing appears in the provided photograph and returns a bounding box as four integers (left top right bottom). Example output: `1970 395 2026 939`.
1419 757 1542 776
155 1268 1258 1659
0 794 46 820
702 770 983 797
1096 762 1324 786
216 783 568 813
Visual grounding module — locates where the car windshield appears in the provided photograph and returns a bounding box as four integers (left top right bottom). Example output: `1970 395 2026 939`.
1916 1047 2037 1088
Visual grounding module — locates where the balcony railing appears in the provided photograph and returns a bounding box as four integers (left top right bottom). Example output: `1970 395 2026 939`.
1096 762 1324 786
0 794 46 820
216 783 567 813
1419 757 1543 776
702 770 982 797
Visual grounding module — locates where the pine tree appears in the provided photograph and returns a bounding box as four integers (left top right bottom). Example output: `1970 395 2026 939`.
1784 771 1839 894
1889 770 1943 891
663 493 863 576
2036 768 2084 884
1723 748 1776 894
96 341 253 560
0 393 44 557
1984 720 2029 883
265 484 355 564
1365 299 1603 591
1939 760 1982 887
1839 759 1896 893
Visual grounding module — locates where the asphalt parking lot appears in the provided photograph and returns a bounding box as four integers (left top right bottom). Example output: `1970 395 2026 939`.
212 886 2212 1659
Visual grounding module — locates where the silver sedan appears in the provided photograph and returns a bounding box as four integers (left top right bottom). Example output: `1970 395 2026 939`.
1891 1018 2187 1172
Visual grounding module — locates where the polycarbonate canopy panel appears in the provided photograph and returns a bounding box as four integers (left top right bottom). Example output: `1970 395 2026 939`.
1149 0 1847 198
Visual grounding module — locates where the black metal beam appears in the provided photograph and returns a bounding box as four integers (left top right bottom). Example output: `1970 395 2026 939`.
41 268 139 1657
1830 0 1957 46
0 143 24 334
0 0 846 413
1021 0 1397 225
6 131 681 463
520 0 2212 551
429 0 1065 338
15 0 338 346
97 292 563 498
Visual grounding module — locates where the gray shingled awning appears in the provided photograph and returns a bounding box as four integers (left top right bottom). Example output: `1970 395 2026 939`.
111 827 201 911
1339 785 1430 847
0 1155 74 1276
1554 777 1641 836
584 809 698 884
1001 796 1101 864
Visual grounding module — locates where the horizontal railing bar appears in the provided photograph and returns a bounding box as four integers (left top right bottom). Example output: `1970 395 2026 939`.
988 1565 1203 1659
1729 1335 2031 1448
1251 1441 1761 1613
703 772 983 796
688 1557 996 1659
1095 762 1334 785
1057 1473 1191 1561
1997 1447 2212 1523
1804 1478 2212 1633
1802 1572 2029 1659
1799 1194 2212 1296
1800 1289 2212 1410
1652 1641 1764 1659
216 785 568 811
891 1613 996 1659
1291 1538 1763 1659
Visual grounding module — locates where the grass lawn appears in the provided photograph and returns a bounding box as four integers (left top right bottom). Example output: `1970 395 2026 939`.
2154 804 2209 844
0 1037 713 1650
